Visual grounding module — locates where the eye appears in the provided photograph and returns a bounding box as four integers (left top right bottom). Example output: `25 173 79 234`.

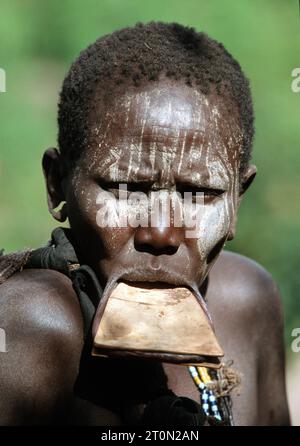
177 185 225 205
200 188 225 205
97 180 153 199
103 183 130 199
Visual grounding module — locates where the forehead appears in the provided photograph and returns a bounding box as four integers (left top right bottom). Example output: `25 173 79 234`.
84 79 243 186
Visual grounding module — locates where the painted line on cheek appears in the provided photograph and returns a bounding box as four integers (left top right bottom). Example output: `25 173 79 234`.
224 195 229 223
205 142 211 184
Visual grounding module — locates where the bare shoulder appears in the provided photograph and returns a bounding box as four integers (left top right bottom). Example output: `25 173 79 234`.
0 268 84 371
0 269 123 425
0 269 85 424
208 250 290 426
0 268 83 347
0 267 77 297
208 250 282 318
208 250 285 365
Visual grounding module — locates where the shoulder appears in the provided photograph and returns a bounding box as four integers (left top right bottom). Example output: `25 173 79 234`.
212 250 278 293
209 251 290 425
208 250 282 321
0 269 86 423
0 268 83 339
207 250 284 369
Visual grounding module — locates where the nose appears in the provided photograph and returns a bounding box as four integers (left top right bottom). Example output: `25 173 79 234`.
134 191 185 254
134 226 184 254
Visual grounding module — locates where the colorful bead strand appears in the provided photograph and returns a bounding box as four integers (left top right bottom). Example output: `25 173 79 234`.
188 366 222 421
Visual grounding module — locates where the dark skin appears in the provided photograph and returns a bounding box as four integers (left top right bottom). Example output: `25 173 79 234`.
0 77 290 425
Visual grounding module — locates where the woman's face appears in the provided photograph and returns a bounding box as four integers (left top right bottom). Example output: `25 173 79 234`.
64 78 243 301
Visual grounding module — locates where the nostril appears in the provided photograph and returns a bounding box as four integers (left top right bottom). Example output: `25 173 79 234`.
134 243 178 256
134 227 182 255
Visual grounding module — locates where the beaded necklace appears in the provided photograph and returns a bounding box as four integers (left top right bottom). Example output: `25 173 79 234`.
188 366 221 420
188 365 234 425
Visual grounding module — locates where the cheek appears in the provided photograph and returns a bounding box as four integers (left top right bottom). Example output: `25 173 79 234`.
196 198 233 259
68 179 99 227
95 195 134 256
68 180 133 258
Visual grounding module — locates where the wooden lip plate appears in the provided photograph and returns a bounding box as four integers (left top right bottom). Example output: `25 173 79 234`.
93 282 224 364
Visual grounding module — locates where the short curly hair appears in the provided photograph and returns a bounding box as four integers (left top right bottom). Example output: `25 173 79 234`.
58 21 254 177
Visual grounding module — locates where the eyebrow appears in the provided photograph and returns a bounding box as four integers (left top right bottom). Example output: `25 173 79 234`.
94 170 159 184
95 172 230 191
175 177 229 191
92 145 232 190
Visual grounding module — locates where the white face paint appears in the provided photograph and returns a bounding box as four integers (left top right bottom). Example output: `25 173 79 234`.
193 194 231 258
68 77 243 289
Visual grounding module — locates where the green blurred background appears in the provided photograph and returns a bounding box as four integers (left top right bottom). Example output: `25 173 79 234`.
0 0 299 353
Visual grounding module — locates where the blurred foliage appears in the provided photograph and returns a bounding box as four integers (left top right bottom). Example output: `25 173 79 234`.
0 0 299 350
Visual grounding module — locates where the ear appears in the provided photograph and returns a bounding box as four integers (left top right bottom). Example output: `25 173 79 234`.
239 164 257 197
42 148 68 222
227 164 257 241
